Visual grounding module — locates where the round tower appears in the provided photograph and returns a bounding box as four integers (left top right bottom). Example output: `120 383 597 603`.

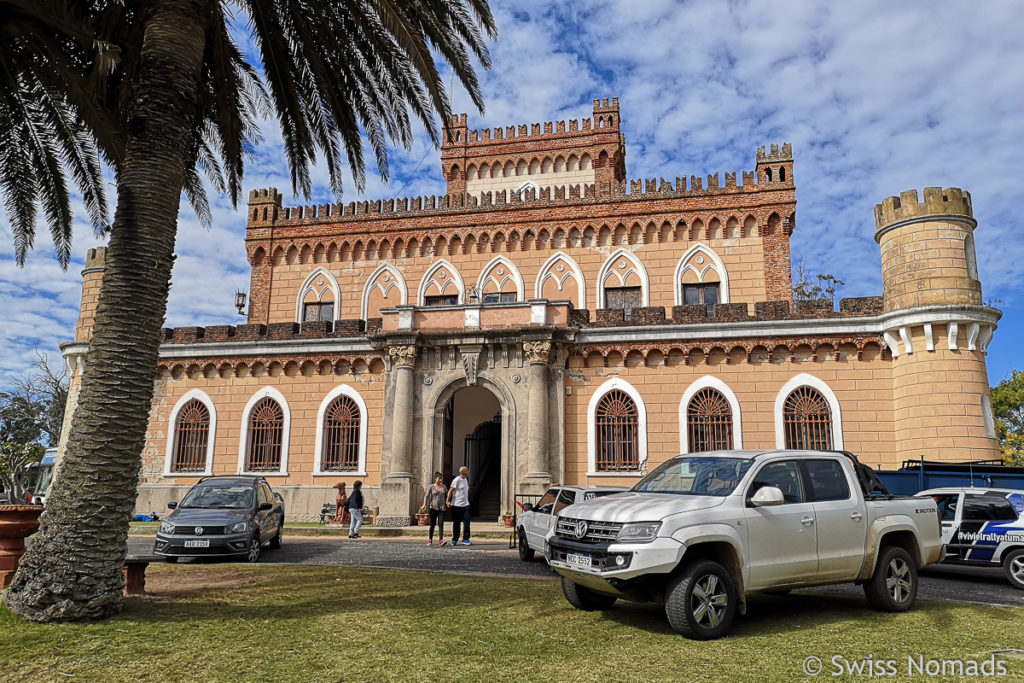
874 188 1000 462
875 187 980 311
74 246 107 342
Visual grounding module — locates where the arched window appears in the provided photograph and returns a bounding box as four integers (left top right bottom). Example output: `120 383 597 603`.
246 397 284 471
321 395 361 471
782 386 833 450
687 388 734 452
171 399 210 473
595 390 639 471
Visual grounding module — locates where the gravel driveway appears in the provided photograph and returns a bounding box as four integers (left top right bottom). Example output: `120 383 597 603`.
129 535 1024 606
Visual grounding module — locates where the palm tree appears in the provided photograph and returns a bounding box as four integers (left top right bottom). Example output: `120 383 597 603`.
2 0 495 622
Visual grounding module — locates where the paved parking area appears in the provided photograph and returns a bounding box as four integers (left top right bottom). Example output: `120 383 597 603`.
130 535 1024 607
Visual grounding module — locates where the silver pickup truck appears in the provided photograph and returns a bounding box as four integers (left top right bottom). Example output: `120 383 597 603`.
547 449 942 639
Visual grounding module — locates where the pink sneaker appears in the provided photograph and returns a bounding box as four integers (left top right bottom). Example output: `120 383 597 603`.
440 539 448 546
427 540 433 546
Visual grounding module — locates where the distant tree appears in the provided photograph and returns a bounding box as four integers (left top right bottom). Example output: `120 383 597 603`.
13 353 69 446
792 260 845 302
0 393 45 445
0 442 45 504
992 370 1024 466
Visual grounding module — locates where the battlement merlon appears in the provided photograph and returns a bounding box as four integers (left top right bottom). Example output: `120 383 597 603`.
83 246 106 271
440 97 622 155
873 187 974 233
756 143 793 163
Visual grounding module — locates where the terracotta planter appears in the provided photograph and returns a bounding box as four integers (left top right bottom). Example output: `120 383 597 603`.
0 505 43 588
415 513 429 526
501 514 515 528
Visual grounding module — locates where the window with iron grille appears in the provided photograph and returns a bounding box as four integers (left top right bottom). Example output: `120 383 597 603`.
782 386 833 450
246 397 284 472
171 399 209 473
303 301 334 322
687 388 733 452
595 389 639 471
321 395 361 471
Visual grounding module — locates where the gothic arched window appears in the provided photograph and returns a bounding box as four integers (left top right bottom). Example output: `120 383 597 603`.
595 390 639 471
783 386 833 450
321 396 361 471
687 388 734 452
246 397 284 471
171 399 210 473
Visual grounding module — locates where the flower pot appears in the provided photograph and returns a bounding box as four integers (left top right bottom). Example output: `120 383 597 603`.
415 513 429 526
0 504 43 588
501 514 515 528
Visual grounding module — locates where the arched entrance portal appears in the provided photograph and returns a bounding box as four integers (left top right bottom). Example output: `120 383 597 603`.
443 386 502 521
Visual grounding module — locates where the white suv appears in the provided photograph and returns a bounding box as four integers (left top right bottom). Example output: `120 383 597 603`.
517 485 626 561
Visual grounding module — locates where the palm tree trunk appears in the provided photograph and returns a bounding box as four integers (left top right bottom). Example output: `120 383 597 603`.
4 0 210 622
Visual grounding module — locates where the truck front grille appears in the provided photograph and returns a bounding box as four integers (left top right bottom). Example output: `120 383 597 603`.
555 517 623 544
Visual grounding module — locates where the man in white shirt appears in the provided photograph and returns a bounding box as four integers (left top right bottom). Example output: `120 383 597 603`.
446 466 472 546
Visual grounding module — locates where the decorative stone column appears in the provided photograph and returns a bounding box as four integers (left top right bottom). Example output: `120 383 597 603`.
523 341 553 488
379 345 418 526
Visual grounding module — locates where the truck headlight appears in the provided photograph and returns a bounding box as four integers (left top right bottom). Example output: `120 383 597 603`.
228 522 247 534
159 521 175 535
617 522 661 543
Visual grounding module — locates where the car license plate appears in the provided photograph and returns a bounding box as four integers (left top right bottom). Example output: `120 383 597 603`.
184 540 210 548
566 552 592 568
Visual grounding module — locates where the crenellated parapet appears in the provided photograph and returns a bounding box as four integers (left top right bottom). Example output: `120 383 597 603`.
873 186 973 235
245 142 795 233
441 97 626 196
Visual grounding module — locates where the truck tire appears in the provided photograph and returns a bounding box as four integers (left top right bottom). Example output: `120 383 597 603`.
1002 548 1024 590
561 576 617 611
517 528 535 561
864 545 917 612
664 560 737 640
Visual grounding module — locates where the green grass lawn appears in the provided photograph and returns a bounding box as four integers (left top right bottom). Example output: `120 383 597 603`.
2 565 1023 682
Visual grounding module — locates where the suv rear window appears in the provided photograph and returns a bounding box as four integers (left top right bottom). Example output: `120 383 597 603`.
803 459 851 502
963 494 1018 521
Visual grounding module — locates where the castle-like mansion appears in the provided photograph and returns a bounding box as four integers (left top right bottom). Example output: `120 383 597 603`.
60 99 1001 522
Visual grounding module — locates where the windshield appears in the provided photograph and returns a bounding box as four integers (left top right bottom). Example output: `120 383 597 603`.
34 464 54 493
632 456 753 496
180 484 253 509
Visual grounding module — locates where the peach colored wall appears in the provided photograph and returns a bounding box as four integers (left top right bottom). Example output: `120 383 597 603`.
890 323 998 461
260 235 768 324
142 369 386 487
562 347 896 487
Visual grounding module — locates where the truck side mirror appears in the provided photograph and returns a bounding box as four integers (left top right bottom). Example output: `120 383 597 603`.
750 486 785 507
259 502 273 511
167 502 177 510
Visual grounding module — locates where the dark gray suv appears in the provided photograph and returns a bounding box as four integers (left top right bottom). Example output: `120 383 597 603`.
154 476 285 563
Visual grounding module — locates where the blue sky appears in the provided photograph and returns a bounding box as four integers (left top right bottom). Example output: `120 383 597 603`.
1 0 1022 390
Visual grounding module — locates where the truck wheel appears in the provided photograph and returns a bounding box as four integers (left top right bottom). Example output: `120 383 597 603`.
517 529 535 561
561 576 617 611
665 560 737 640
864 546 916 611
1002 549 1024 590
